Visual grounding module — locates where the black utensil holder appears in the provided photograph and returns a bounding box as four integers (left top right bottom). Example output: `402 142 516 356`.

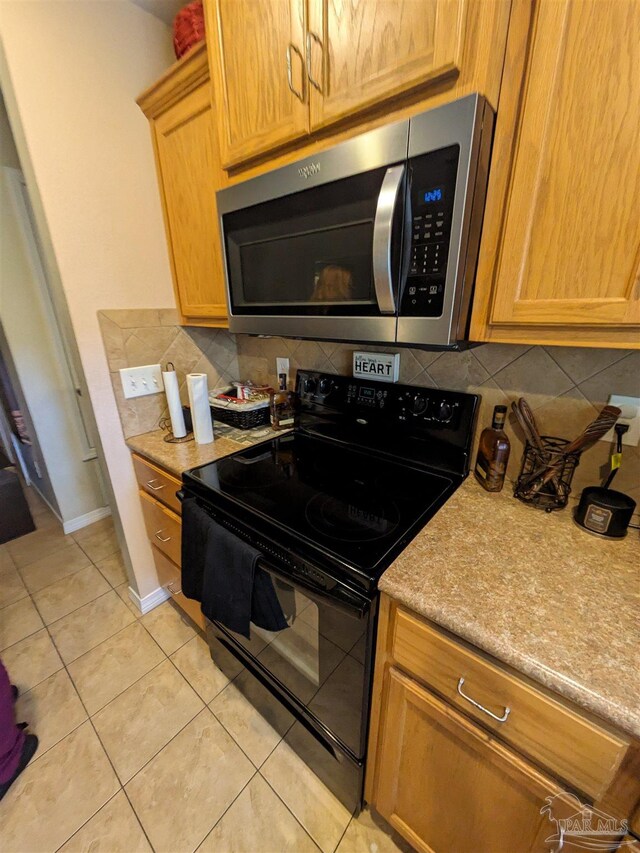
514 437 580 512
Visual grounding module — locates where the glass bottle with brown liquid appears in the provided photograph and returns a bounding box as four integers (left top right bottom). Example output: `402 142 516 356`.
474 405 510 492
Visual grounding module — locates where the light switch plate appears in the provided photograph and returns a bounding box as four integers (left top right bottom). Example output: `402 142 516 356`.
599 395 640 446
119 364 164 399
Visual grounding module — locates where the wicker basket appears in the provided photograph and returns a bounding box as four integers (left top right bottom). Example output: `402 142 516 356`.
210 402 270 430
173 1 205 60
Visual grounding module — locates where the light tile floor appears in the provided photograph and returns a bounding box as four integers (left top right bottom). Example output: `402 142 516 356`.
1 487 411 853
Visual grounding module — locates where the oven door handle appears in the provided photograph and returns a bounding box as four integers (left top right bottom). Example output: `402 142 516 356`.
256 557 370 620
372 164 405 315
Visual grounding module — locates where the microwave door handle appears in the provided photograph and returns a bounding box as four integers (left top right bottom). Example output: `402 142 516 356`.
373 164 405 315
398 169 413 307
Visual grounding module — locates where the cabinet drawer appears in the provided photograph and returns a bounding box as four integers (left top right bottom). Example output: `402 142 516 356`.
132 453 182 515
139 490 182 567
150 544 205 631
391 606 629 800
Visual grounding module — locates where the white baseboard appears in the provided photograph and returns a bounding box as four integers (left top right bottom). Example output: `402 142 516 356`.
128 585 170 615
63 506 111 534
29 485 63 524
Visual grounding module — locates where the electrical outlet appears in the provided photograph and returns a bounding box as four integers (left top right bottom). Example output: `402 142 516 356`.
119 364 164 399
276 357 289 389
599 395 640 446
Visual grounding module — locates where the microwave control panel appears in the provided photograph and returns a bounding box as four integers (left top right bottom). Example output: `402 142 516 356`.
401 145 460 318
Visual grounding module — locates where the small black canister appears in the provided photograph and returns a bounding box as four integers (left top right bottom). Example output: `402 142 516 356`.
574 487 636 539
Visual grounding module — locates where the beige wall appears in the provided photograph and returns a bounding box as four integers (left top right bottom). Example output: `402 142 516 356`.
0 1 176 596
0 165 106 521
1 94 104 521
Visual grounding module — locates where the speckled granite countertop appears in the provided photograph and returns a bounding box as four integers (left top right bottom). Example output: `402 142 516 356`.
126 423 281 477
379 477 640 738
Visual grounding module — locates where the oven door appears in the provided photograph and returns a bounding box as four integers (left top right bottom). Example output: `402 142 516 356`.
217 118 410 343
208 557 373 764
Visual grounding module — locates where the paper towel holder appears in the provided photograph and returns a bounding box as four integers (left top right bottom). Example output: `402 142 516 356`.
158 414 194 443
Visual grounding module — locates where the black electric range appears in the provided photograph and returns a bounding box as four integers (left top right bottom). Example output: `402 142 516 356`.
182 370 479 813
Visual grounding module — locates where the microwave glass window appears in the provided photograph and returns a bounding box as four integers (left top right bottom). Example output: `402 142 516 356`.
237 224 373 306
224 165 402 316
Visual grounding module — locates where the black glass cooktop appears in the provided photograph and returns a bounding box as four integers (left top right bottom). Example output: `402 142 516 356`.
185 431 456 579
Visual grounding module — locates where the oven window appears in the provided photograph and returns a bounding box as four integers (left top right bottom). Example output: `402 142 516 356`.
223 165 400 316
223 580 368 757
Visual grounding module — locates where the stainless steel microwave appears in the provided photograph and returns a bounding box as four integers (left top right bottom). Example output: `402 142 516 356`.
217 94 494 349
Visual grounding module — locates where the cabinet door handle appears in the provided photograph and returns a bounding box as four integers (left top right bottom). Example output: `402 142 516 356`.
146 479 165 491
456 677 511 723
305 31 323 92
154 530 171 543
286 43 304 101
166 581 182 595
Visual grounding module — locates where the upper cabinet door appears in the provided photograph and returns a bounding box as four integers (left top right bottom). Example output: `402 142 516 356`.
208 0 309 168
154 83 228 320
138 44 228 324
488 0 640 334
306 0 467 131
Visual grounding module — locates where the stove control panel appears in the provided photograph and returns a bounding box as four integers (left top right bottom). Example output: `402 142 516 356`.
297 370 476 432
346 383 389 410
297 370 479 472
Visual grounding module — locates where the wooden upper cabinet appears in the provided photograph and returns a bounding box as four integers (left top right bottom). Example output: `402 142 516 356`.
471 0 640 347
207 0 309 168
205 0 500 171
138 44 228 323
306 0 466 130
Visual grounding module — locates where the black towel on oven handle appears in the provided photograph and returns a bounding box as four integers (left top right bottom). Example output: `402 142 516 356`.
180 498 210 601
181 497 288 639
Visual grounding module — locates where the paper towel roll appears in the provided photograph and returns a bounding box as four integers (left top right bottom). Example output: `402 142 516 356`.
162 369 186 438
187 373 214 445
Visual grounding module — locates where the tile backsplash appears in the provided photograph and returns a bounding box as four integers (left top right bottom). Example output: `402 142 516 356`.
99 309 639 517
98 310 238 438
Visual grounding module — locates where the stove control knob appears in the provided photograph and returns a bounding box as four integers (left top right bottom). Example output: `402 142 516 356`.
412 394 428 415
438 401 453 422
319 377 334 395
304 377 317 394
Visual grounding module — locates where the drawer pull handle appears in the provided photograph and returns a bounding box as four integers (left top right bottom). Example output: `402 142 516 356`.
457 677 511 723
166 581 182 595
154 530 171 543
146 479 165 491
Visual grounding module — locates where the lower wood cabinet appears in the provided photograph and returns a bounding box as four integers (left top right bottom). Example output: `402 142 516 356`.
151 543 205 631
375 667 569 853
132 452 182 515
367 595 639 853
390 607 627 800
132 451 206 631
139 489 182 567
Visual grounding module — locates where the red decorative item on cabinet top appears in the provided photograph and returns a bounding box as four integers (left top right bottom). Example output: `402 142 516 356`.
173 1 205 60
